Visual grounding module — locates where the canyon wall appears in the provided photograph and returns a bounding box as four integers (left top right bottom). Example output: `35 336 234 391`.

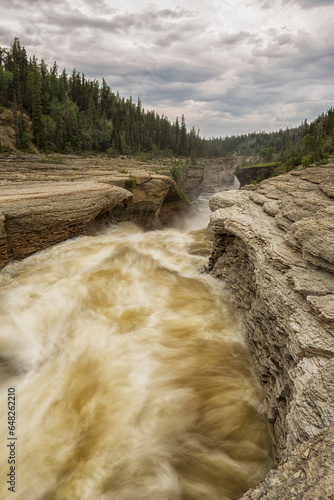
235 163 279 187
206 165 334 497
0 154 238 269
180 158 236 200
0 156 192 268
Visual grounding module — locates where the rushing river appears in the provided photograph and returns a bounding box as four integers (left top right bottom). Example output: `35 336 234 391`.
0 196 271 499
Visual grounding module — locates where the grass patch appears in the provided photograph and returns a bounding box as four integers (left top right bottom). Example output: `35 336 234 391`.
106 146 119 158
38 154 64 164
0 144 14 154
250 173 265 184
238 161 278 170
174 182 192 205
169 159 189 182
135 151 154 162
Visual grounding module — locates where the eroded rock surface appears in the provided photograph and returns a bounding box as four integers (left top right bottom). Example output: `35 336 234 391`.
0 181 132 267
0 156 192 268
206 165 334 470
241 425 334 500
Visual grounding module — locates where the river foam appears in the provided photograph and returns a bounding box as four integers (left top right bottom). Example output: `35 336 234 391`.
0 222 271 499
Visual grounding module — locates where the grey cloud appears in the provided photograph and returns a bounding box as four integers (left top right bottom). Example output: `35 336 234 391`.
4 2 181 38
258 2 272 9
148 65 217 85
283 0 334 8
1 0 334 138
37 4 197 36
7 0 112 9
0 25 12 40
251 29 334 76
40 12 139 34
2 0 40 4
218 31 261 46
256 0 334 8
154 32 187 48
156 8 196 19
102 61 217 92
274 33 293 45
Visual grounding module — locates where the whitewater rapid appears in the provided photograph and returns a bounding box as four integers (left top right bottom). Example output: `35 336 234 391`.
0 221 271 499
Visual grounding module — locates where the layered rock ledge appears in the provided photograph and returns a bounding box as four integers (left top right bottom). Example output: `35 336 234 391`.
206 165 334 496
0 155 192 268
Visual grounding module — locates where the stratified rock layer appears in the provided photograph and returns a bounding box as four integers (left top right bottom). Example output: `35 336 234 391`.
180 158 236 200
206 165 334 494
0 181 132 267
0 156 192 268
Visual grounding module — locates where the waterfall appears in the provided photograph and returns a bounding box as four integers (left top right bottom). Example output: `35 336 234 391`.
0 219 271 499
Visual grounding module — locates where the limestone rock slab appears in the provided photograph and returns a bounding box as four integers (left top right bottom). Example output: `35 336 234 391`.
0 181 132 267
0 156 192 267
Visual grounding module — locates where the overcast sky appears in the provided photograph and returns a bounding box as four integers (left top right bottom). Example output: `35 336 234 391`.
1 0 334 137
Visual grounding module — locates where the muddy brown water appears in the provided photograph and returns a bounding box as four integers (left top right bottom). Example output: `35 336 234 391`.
0 219 271 499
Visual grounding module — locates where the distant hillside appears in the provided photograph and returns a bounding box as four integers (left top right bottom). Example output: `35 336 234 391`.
1 37 333 167
215 111 334 168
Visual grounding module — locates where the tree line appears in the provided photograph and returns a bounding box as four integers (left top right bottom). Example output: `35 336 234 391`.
0 37 334 165
0 38 200 157
209 112 334 167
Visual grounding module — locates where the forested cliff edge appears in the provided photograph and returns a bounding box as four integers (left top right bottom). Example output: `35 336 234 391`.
1 37 334 165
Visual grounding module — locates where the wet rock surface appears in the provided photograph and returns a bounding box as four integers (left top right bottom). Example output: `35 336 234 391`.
206 164 334 497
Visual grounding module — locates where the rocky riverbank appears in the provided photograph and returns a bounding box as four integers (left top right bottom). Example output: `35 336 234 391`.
206 164 334 497
2 153 333 497
0 155 193 268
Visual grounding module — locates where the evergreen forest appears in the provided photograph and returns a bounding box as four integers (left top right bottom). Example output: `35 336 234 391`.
1 37 334 167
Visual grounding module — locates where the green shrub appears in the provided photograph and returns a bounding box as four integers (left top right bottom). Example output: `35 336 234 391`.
106 146 119 158
136 151 152 162
302 155 313 167
170 160 187 182
0 141 13 154
124 176 136 191
283 164 295 173
174 183 192 205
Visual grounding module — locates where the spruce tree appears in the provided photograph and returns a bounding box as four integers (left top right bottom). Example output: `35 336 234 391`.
180 114 187 155
32 58 45 149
